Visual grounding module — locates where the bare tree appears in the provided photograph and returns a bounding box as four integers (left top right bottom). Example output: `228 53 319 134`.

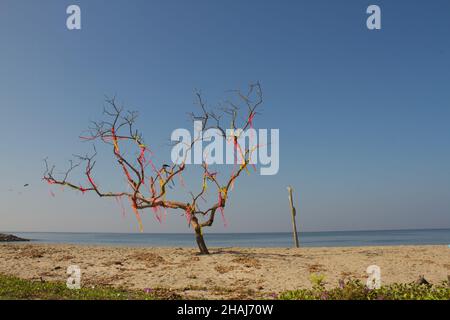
43 83 263 254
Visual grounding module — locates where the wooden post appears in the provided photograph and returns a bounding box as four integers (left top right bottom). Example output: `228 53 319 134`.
287 186 299 248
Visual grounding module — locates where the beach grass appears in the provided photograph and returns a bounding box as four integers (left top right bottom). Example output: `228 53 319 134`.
0 274 157 300
280 277 450 300
1 273 449 300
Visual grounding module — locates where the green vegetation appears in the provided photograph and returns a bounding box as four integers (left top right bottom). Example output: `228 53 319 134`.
1 273 449 300
0 274 156 300
280 274 450 300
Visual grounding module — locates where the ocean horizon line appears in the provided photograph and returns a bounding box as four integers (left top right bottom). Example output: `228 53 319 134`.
2 227 450 235
3 228 449 248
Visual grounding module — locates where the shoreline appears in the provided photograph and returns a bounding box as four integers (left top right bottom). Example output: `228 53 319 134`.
1 243 449 299
3 228 450 249
2 241 450 249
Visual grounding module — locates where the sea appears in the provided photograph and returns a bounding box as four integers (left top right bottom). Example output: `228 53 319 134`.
3 229 450 248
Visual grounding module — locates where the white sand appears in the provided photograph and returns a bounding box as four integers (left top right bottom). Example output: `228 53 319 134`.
1 243 449 299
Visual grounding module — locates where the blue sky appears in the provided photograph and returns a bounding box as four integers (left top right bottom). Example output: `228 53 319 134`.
1 0 449 233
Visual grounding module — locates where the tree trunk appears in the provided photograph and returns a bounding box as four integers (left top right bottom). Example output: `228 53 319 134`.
191 216 209 254
195 230 209 255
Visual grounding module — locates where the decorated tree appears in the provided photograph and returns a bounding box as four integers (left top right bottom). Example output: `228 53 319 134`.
43 83 263 254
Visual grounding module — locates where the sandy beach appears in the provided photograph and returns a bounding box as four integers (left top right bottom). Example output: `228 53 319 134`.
0 243 449 299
